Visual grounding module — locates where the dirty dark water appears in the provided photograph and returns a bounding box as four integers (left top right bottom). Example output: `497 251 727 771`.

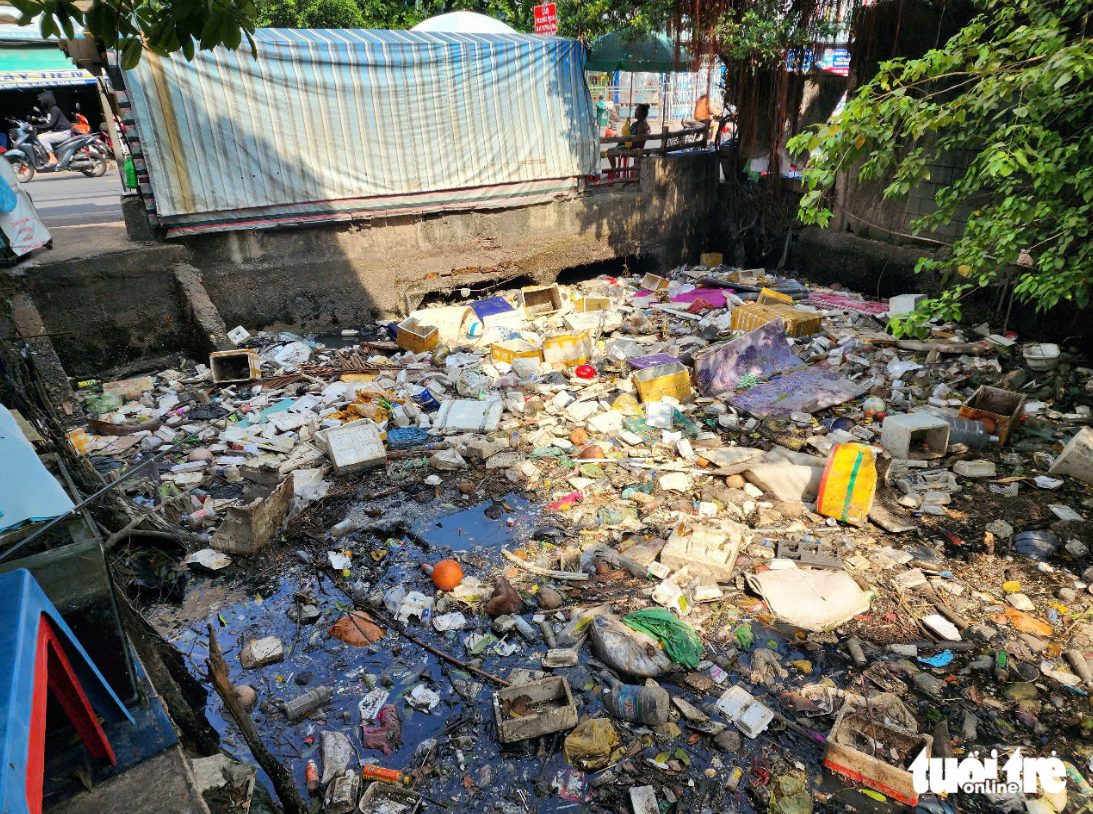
153 494 902 814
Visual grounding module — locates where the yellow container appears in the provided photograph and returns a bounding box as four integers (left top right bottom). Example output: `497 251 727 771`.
542 331 591 366
816 443 877 527
633 362 692 403
756 287 795 305
491 339 544 365
396 317 439 353
700 252 723 268
730 302 821 338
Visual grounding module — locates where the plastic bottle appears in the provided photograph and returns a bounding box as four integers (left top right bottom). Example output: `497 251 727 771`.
361 765 409 784
282 686 333 720
123 157 137 189
937 415 998 449
603 677 670 726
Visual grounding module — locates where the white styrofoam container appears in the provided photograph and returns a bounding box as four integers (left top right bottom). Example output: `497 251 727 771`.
322 420 386 474
435 399 503 433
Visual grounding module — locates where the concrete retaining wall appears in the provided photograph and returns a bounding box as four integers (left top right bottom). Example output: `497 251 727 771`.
19 152 717 376
183 150 717 332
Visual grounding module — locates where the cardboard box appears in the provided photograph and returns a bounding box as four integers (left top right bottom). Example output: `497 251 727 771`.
633 362 692 403
396 317 439 353
700 252 723 267
958 386 1025 445
210 350 261 383
492 676 577 743
518 284 563 316
824 706 933 805
491 339 544 365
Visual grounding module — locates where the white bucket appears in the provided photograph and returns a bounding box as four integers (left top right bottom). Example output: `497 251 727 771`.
1023 342 1060 372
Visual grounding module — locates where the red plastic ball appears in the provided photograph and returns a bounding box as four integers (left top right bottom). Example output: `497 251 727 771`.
575 365 596 379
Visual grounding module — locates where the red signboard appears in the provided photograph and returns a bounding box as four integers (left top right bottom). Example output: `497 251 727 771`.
534 2 557 34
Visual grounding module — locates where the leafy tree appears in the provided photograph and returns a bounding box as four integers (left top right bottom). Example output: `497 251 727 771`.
790 0 1093 335
9 0 257 69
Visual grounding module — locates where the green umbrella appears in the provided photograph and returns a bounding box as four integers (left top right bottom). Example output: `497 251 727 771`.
584 31 691 73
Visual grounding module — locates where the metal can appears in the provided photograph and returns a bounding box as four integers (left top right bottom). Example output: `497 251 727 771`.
305 759 320 793
431 344 451 366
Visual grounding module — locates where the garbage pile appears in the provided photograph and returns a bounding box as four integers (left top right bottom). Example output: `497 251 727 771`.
68 261 1093 814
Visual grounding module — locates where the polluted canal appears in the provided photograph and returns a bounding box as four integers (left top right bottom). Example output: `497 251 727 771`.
78 263 1093 814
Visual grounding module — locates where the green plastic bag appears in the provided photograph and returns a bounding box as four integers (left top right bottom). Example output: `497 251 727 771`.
621 608 704 668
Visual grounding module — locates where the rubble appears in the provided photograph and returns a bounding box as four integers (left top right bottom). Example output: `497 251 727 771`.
58 262 1093 814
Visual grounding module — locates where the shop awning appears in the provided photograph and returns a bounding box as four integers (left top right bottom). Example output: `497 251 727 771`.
0 44 95 89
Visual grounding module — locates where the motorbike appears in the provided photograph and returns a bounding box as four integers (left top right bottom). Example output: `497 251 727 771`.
3 117 107 182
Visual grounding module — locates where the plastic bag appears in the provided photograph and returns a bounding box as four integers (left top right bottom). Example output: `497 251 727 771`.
563 718 619 770
621 608 704 668
328 611 384 646
589 614 672 677
769 773 812 814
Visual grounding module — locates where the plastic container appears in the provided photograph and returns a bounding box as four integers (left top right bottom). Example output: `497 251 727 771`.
937 415 997 449
816 443 878 527
1013 530 1059 561
604 681 670 726
1023 342 1060 372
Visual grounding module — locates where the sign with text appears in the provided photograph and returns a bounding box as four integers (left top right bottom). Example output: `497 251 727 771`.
534 2 557 34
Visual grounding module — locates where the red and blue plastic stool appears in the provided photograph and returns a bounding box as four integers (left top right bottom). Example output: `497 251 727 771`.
0 569 133 814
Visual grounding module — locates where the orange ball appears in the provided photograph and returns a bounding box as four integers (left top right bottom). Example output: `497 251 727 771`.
432 559 464 592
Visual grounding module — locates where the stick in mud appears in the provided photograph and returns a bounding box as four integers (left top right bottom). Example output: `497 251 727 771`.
205 623 308 814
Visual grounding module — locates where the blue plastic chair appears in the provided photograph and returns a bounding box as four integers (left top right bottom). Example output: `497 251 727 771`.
0 569 133 814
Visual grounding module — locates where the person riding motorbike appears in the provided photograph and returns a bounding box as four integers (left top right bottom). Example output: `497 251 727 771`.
34 91 73 168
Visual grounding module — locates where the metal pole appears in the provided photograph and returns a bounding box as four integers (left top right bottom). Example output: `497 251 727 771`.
95 77 127 186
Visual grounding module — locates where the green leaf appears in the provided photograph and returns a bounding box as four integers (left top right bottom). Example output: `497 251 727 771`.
121 36 143 70
39 13 58 38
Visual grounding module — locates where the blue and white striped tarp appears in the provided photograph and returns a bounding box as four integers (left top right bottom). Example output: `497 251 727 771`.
121 29 599 236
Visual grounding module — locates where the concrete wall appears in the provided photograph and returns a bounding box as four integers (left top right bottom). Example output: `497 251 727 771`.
21 152 717 376
834 143 976 244
22 244 189 374
791 227 1092 345
181 151 717 333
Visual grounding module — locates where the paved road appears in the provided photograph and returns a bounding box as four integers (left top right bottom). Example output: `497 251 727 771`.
22 171 124 228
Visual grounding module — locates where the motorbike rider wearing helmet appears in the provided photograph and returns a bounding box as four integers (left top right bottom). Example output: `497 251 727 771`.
35 91 73 168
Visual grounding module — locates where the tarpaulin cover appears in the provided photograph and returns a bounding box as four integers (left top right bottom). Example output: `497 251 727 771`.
693 318 803 395
122 29 599 235
0 404 73 532
729 365 868 417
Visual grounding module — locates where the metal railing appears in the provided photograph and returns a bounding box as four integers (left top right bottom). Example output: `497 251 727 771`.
589 123 710 187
